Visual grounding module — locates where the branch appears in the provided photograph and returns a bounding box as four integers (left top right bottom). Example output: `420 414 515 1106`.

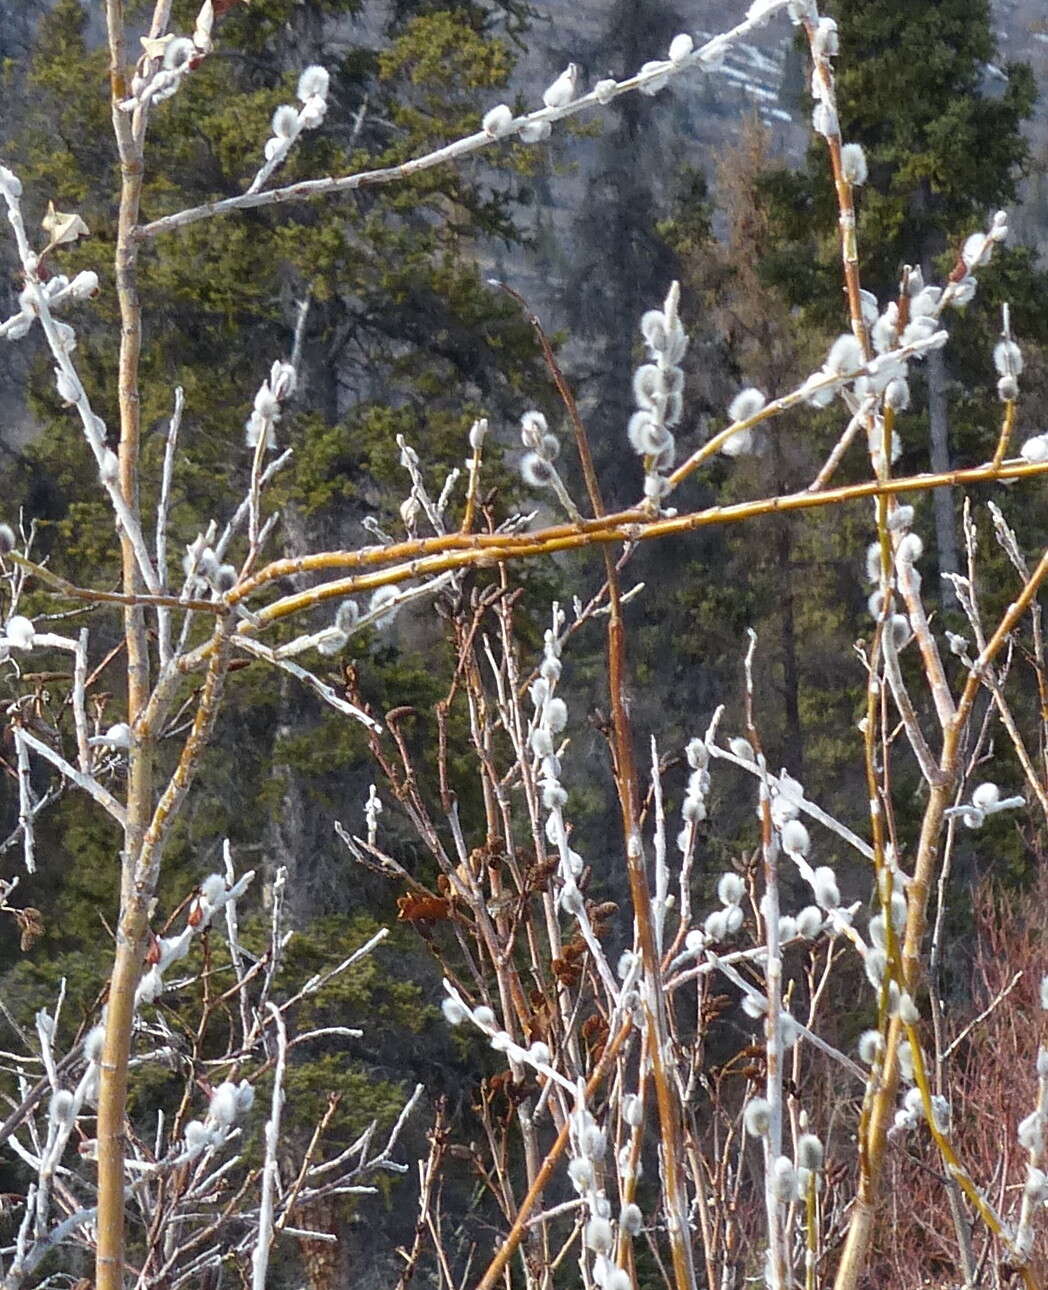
14 727 127 828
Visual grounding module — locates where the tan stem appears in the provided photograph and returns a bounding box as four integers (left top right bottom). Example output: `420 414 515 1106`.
835 546 1048 1290
98 6 151 1286
229 459 1048 614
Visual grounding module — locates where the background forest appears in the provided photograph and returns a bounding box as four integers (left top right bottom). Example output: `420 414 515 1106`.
1 0 1047 1287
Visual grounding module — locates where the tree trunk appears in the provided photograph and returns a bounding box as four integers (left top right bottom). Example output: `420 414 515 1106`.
926 346 958 600
776 520 803 776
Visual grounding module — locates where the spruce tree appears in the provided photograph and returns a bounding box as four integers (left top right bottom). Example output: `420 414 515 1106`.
760 0 1040 593
0 5 547 1280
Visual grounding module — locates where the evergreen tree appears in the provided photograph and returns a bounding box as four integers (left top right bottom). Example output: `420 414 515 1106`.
759 0 1043 593
0 5 549 1283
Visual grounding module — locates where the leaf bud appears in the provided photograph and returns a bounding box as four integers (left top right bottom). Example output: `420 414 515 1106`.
51 1089 76 1126
825 333 863 375
546 697 568 732
771 1156 797 1201
744 1097 771 1137
209 1081 240 1126
542 63 579 110
520 451 554 487
1018 1110 1044 1154
638 62 670 96
781 819 810 856
271 105 299 139
482 104 515 138
668 33 694 62
1020 434 1048 463
297 66 330 102
885 377 910 411
568 1156 593 1192
813 17 838 55
518 119 552 143
585 1216 613 1255
898 1040 915 1082
184 1119 210 1154
797 1133 823 1170
5 615 35 650
213 563 237 594
840 143 868 185
971 782 1000 810
703 909 728 941
442 997 467 1026
728 387 766 423
620 1202 643 1235
163 37 196 71
994 339 1023 377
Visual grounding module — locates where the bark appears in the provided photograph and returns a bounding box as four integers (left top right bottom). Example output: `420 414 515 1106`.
926 344 959 601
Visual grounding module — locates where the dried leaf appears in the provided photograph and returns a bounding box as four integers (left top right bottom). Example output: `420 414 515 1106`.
16 906 44 952
396 892 451 923
41 201 90 251
193 0 215 52
140 33 174 60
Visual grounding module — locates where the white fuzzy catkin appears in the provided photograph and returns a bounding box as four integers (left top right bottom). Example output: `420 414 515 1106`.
442 997 467 1025
744 1097 772 1137
5 615 35 650
620 1202 643 1235
771 1156 798 1202
840 143 868 185
824 333 863 375
482 104 515 138
814 17 839 55
585 1216 613 1254
971 782 1000 810
1020 434 1048 463
812 866 839 910
297 66 330 102
668 33 694 62
518 120 552 143
208 1081 241 1126
542 64 579 109
728 387 766 423
271 105 299 139
797 1133 823 1170
781 819 810 856
629 283 686 492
